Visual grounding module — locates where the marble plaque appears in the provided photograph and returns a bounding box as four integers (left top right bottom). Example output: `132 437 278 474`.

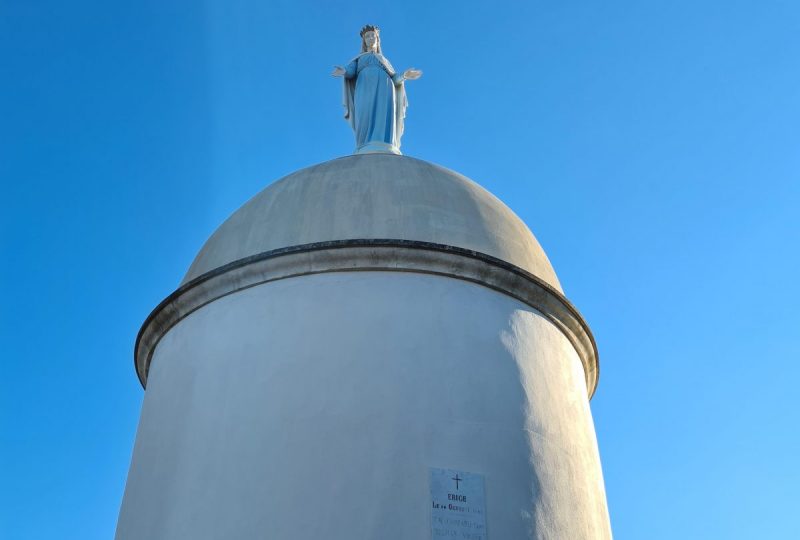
429 467 487 539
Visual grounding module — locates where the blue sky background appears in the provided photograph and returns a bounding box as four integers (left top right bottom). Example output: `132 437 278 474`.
1 1 798 538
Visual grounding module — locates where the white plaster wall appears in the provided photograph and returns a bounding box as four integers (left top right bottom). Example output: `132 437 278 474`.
116 272 610 539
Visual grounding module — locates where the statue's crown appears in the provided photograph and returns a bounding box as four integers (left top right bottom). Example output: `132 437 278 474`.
360 24 380 37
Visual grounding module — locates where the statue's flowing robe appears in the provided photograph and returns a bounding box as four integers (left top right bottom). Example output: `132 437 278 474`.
343 52 407 154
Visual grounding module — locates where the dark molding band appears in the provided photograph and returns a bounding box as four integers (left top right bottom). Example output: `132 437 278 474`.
134 240 599 398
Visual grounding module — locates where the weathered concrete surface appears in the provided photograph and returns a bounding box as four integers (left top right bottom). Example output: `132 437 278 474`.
182 154 562 291
117 272 611 540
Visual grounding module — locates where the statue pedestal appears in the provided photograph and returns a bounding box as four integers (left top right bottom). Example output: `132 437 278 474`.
356 140 401 155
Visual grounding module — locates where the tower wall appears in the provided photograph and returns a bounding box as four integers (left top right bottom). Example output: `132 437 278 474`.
116 271 610 539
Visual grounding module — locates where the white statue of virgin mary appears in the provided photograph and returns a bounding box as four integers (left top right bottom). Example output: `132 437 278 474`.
332 25 422 155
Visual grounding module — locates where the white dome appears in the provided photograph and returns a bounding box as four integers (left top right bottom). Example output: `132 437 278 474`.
183 154 562 291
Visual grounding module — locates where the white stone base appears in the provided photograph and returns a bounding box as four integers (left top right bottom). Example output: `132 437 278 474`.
355 141 401 154
116 271 611 540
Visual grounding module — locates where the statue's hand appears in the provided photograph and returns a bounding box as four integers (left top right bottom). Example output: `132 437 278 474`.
403 68 423 81
331 66 346 77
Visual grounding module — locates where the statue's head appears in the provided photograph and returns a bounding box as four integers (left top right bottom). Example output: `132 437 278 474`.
360 25 381 53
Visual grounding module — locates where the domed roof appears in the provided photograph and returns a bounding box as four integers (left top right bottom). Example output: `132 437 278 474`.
183 154 562 291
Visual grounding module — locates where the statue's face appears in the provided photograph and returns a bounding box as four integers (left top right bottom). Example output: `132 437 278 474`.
363 30 378 50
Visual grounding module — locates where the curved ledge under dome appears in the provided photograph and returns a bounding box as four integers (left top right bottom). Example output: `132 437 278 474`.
135 240 599 398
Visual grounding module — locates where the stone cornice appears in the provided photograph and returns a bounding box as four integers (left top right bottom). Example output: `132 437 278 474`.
135 240 599 398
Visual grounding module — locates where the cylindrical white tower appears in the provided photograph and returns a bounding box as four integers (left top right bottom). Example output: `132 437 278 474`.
116 154 611 539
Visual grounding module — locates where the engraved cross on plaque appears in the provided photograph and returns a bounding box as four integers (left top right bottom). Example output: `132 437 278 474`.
452 474 462 490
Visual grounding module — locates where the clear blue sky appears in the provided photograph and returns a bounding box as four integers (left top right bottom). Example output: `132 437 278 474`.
1 1 798 538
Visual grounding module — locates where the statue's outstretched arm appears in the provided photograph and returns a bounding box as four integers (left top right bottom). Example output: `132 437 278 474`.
335 61 358 80
403 68 422 81
332 60 358 79
393 68 422 85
